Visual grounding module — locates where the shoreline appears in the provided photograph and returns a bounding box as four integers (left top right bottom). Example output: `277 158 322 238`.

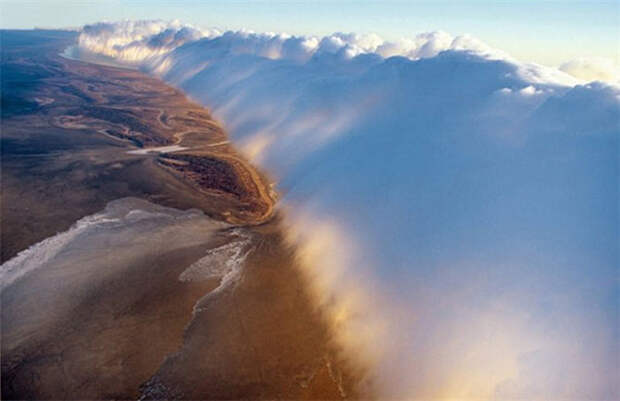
2 29 278 262
59 41 279 227
58 48 278 226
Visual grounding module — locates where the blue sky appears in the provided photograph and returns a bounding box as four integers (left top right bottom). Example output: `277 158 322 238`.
1 0 618 65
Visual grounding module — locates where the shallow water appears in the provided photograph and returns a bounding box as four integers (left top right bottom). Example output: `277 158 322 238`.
0 197 223 291
0 197 242 398
127 145 190 155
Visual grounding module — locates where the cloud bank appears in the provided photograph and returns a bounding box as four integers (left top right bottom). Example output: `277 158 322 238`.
76 21 619 400
560 57 620 83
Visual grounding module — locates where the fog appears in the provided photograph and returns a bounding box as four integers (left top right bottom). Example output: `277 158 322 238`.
73 21 620 400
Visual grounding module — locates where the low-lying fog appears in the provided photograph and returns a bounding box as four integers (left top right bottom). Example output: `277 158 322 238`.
34 20 620 399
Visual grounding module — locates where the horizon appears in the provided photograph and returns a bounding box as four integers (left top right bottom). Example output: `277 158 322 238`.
1 0 618 71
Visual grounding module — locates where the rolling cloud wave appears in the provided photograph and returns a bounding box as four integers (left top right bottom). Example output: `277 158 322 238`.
76 20 619 400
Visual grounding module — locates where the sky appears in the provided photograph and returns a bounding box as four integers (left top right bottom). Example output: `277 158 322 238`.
1 0 618 66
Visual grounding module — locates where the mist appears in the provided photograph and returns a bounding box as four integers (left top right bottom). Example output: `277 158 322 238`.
76 21 619 400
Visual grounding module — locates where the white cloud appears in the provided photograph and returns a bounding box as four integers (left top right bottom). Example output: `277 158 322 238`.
77 20 218 64
75 20 620 400
559 57 620 83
